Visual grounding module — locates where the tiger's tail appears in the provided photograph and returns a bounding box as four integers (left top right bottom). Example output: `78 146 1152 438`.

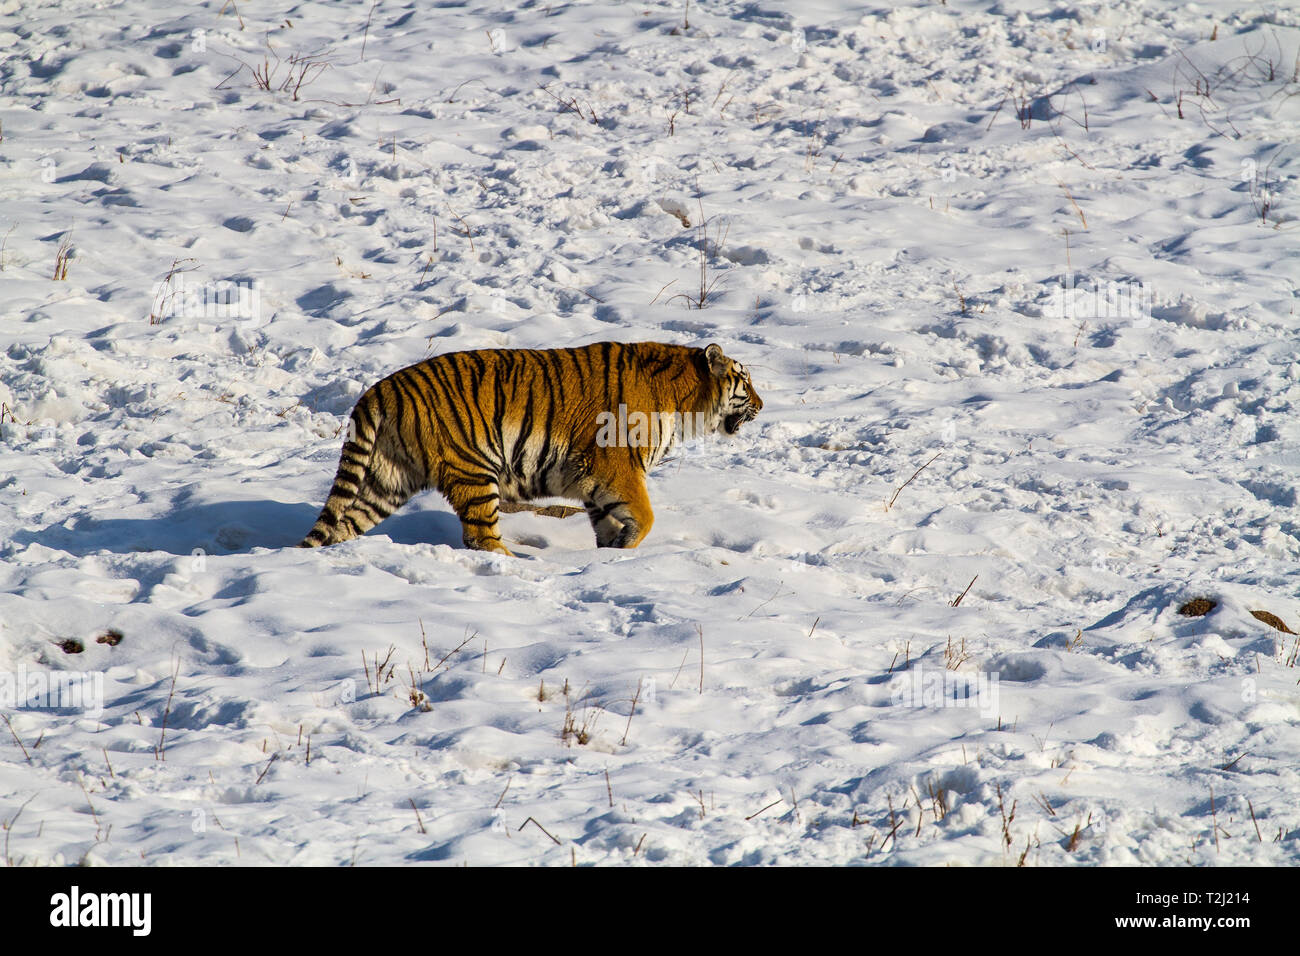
299 395 391 547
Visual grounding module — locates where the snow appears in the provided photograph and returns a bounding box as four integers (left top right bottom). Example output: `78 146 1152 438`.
1 0 1299 865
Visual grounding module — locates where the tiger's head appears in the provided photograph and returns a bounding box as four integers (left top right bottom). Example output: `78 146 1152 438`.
703 343 763 436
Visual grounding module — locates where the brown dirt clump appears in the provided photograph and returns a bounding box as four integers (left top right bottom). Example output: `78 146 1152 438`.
499 502 583 519
1250 610 1295 634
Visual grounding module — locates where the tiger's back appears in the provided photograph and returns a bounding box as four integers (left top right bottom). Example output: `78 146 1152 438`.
300 341 762 555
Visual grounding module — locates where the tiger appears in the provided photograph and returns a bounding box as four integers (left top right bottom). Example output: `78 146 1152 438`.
299 341 762 555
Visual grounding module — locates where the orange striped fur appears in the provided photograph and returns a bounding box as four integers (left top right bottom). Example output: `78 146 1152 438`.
300 342 762 555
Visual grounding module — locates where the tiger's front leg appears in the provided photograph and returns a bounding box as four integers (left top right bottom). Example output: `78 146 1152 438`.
585 473 655 549
444 482 514 556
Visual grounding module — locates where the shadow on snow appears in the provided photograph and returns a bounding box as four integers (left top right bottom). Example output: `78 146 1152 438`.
10 498 464 557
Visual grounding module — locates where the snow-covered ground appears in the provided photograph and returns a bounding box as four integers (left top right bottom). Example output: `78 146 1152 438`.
2 0 1299 865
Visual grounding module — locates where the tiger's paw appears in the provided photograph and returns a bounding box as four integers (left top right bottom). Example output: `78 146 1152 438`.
596 519 641 549
462 531 515 557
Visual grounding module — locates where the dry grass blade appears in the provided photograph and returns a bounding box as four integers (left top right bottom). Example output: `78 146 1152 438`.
0 713 31 765
3 794 37 866
943 634 971 669
78 774 105 842
449 209 475 251
949 575 978 608
433 628 478 672
518 816 561 844
880 794 904 851
52 228 73 280
155 656 180 761
254 751 278 784
359 1 378 63
1056 180 1088 229
620 679 643 746
149 256 199 324
996 782 1017 850
697 624 704 694
363 644 397 696
0 223 17 272
408 798 426 834
886 453 941 511
560 681 603 746
668 192 728 309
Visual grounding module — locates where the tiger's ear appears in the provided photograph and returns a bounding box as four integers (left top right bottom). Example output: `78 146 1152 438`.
704 343 728 378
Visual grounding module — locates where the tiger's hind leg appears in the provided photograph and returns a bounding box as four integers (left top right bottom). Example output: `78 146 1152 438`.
584 472 654 549
443 482 514 557
302 464 416 547
330 468 415 543
300 411 420 547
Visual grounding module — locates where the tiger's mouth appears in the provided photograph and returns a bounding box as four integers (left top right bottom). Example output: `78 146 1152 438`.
723 411 751 434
